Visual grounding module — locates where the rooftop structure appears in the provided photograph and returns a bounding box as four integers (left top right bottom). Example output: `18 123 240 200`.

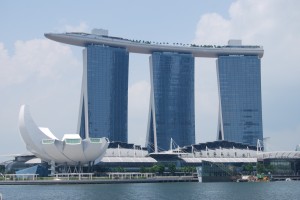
44 31 263 58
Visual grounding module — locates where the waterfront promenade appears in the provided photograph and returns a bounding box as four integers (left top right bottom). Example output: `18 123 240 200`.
0 176 197 185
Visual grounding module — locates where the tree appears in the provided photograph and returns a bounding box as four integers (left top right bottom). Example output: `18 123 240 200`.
150 165 159 173
157 165 165 175
181 166 189 175
140 166 147 173
151 164 165 175
181 166 196 175
115 166 125 172
244 164 254 173
256 163 265 174
265 164 274 174
168 164 176 175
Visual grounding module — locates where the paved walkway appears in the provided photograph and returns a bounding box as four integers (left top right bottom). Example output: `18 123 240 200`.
0 176 197 185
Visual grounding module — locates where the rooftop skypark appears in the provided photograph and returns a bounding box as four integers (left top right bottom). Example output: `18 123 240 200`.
45 29 263 58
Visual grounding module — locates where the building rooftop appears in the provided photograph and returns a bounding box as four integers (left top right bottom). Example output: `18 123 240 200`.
45 31 264 58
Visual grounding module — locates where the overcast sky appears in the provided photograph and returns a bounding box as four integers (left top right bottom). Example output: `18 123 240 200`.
0 0 299 161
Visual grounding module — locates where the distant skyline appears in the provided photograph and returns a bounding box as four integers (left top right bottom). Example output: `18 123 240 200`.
0 0 299 160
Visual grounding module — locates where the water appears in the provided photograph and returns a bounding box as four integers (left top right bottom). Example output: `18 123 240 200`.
1 182 300 200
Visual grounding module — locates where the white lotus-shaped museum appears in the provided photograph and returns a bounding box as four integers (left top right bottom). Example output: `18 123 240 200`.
18 105 109 165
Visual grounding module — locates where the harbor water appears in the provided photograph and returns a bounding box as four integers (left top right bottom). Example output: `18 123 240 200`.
1 181 300 200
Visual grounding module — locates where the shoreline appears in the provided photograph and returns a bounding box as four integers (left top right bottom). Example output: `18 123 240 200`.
0 177 198 185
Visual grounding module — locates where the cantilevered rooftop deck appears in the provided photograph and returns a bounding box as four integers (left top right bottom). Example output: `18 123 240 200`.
45 32 264 58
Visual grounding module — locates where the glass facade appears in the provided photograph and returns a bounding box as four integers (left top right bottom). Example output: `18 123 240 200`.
201 161 242 182
16 165 49 177
147 52 195 152
262 159 300 176
217 55 263 146
78 45 129 143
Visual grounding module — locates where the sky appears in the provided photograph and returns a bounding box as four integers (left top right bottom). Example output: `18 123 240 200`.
0 0 299 160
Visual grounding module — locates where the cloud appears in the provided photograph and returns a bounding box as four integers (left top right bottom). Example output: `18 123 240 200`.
128 80 150 145
194 59 219 143
64 21 89 32
53 21 90 33
194 13 231 45
128 80 150 115
264 125 300 151
193 0 300 150
0 38 82 159
0 39 80 88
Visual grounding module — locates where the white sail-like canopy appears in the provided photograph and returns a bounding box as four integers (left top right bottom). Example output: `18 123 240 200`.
18 105 109 165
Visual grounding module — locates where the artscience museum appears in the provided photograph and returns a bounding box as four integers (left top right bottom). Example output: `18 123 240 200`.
18 105 109 166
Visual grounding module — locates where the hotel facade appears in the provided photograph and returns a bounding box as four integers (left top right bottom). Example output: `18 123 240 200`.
78 45 129 143
45 30 264 151
217 55 263 146
147 52 195 151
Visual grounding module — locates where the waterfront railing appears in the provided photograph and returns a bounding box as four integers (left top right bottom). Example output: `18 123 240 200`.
2 174 38 181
